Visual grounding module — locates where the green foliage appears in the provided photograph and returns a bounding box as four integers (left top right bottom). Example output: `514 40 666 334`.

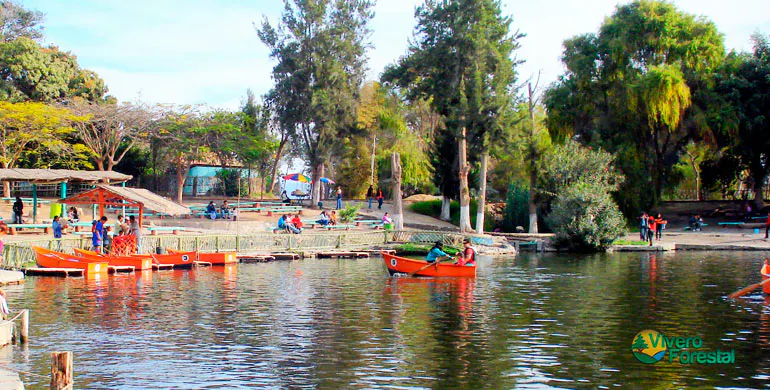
537 140 623 202
395 243 460 256
546 182 628 252
503 181 529 232
214 169 247 197
409 199 494 230
613 239 648 246
338 203 361 223
0 1 44 42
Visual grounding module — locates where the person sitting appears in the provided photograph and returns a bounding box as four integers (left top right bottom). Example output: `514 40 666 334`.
277 214 288 231
317 211 330 226
382 212 393 225
426 241 450 263
206 201 217 219
221 200 232 219
67 207 79 223
281 190 291 204
291 214 303 231
689 215 697 231
285 214 301 234
231 207 238 221
695 214 704 231
329 210 338 226
456 238 476 266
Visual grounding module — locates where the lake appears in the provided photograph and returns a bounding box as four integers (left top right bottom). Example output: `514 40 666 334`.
4 251 770 388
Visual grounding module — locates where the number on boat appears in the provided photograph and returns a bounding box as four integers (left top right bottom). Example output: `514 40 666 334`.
390 258 397 267
182 255 189 262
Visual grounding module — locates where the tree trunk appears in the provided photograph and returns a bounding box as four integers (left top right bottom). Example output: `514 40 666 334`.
440 196 451 221
391 153 404 229
269 139 287 195
311 163 324 208
527 82 539 233
458 127 472 232
528 169 539 233
2 162 8 198
475 152 488 234
175 159 190 205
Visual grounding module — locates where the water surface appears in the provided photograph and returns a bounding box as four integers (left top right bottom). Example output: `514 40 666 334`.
4 252 770 388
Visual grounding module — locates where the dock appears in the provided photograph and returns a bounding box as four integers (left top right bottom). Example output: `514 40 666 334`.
152 264 174 270
238 255 275 263
0 270 24 286
193 261 212 267
271 253 300 261
316 251 370 259
24 268 83 277
108 265 135 273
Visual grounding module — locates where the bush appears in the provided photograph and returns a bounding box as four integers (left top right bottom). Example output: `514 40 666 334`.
338 203 361 223
545 182 627 251
214 169 247 197
503 181 529 232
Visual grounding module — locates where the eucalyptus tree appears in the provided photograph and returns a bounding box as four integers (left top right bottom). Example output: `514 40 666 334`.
0 0 44 42
382 0 521 232
258 0 373 207
545 0 724 210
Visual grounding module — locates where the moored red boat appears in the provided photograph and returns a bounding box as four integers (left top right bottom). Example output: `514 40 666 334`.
152 251 197 268
72 248 153 271
382 252 476 277
32 246 109 275
167 249 238 265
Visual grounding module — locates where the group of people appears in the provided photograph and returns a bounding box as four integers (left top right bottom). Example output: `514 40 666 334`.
277 213 305 234
87 214 143 254
206 201 237 220
365 186 385 210
689 214 705 232
639 212 667 246
316 210 338 227
426 239 476 267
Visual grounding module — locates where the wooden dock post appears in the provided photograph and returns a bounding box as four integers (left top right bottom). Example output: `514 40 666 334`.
50 351 73 390
20 309 28 344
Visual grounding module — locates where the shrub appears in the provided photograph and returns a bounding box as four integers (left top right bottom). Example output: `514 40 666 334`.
503 181 529 232
338 203 361 223
545 182 627 251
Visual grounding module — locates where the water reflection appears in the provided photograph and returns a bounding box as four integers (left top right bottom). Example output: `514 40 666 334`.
3 253 770 388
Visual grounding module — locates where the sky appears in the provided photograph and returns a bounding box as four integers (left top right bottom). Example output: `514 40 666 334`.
20 0 770 109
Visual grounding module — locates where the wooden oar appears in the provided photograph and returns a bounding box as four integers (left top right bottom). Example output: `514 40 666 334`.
407 256 453 277
728 278 770 299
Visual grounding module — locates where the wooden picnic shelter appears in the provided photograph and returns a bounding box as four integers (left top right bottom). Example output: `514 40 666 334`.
0 169 132 223
60 184 191 227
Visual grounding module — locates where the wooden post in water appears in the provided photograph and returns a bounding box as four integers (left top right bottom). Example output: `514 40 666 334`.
50 351 73 390
20 309 28 343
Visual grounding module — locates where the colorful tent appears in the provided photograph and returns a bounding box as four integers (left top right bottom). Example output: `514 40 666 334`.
282 173 311 183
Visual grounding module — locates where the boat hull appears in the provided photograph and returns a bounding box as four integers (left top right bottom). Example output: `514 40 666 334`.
382 252 476 277
32 246 109 275
167 249 238 265
152 251 196 268
72 248 153 271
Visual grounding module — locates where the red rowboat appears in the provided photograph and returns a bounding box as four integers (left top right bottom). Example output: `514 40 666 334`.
382 252 476 277
32 246 109 275
152 251 197 268
167 249 238 265
72 248 153 271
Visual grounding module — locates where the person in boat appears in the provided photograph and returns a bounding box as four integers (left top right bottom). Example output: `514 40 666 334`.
206 201 217 219
426 241 450 263
329 210 338 226
52 216 63 239
456 238 477 266
221 200 232 219
317 211 330 226
129 215 142 254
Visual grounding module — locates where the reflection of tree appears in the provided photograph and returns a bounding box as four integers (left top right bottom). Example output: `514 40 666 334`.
632 334 649 352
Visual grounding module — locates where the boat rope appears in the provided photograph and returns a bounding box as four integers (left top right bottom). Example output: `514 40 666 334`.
0 362 49 379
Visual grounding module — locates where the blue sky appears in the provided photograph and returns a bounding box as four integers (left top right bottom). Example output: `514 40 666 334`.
20 0 770 109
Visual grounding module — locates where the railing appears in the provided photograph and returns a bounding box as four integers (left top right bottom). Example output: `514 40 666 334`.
1 230 473 269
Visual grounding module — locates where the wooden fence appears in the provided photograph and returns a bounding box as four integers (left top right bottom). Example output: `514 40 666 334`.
1 230 474 269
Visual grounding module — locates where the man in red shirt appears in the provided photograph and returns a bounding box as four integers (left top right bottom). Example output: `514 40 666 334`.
647 215 656 246
456 239 476 266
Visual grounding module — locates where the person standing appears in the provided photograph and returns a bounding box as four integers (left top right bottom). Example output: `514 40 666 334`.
93 218 104 253
765 211 770 239
646 215 656 246
336 187 343 210
366 185 374 209
654 214 665 241
52 216 63 239
12 197 22 224
639 212 648 241
376 188 384 210
129 215 142 254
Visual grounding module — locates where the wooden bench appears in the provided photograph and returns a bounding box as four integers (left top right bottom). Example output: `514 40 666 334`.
236 207 263 212
717 222 744 228
354 219 381 226
2 197 51 205
325 224 353 231
6 223 51 235
147 226 185 235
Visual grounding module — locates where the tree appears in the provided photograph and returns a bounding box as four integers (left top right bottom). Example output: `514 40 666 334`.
240 90 277 198
717 33 770 208
545 0 724 211
0 37 107 103
67 99 154 171
632 334 649 352
0 1 44 42
382 0 522 232
155 107 208 204
201 109 243 196
0 101 82 196
258 0 373 207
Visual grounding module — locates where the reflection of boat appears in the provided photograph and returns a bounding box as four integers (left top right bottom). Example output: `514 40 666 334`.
167 249 238 265
152 251 197 268
32 246 109 275
72 248 153 271
382 252 476 277
762 260 769 295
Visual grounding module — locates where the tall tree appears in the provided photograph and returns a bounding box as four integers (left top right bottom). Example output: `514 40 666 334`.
240 90 277 197
258 0 373 207
545 0 724 210
67 99 154 171
155 107 208 204
382 0 521 232
0 1 44 42
0 101 81 196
